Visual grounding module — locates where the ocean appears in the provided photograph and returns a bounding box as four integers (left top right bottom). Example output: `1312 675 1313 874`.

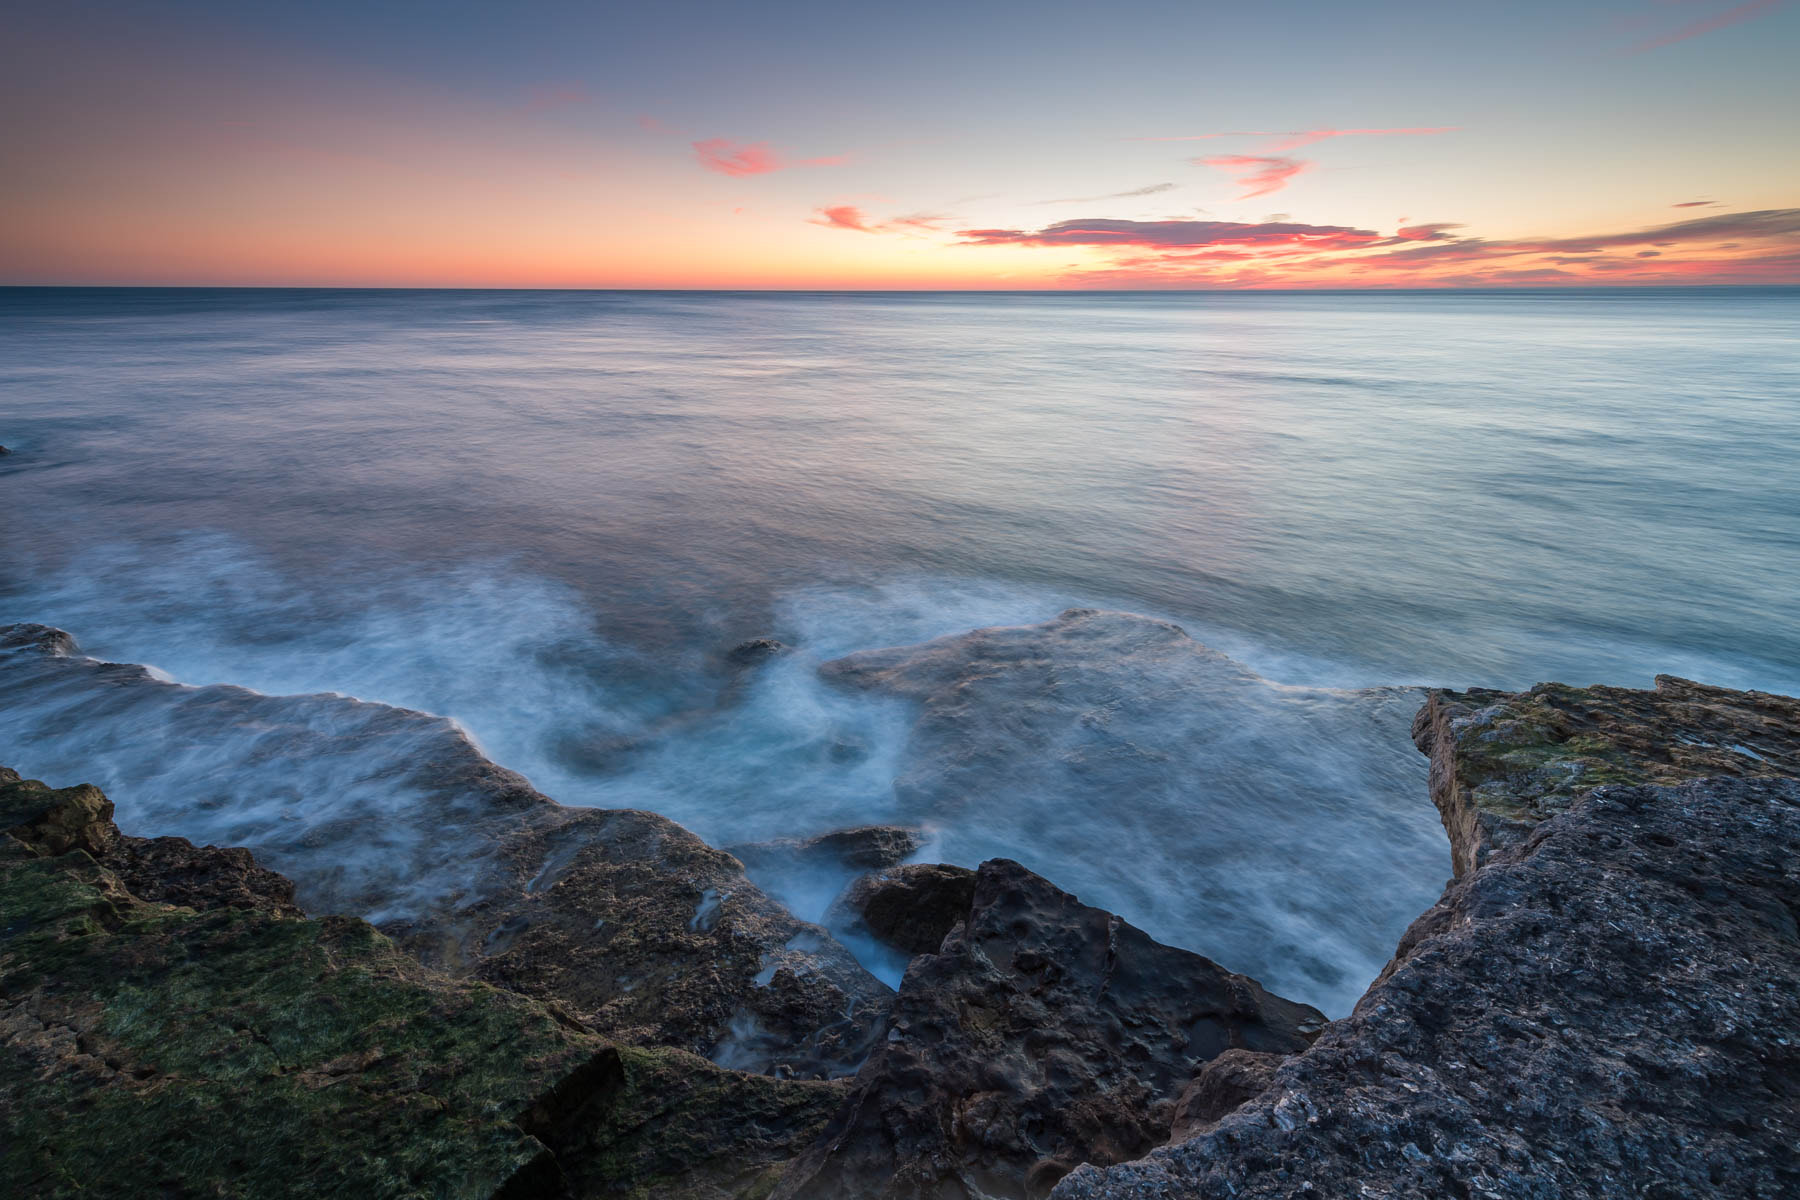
3 286 1796 1014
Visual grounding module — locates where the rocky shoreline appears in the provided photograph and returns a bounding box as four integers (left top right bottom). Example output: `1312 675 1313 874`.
4 616 1797 1198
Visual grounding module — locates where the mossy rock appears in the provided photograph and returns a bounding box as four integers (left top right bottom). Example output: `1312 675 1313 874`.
1415 676 1800 874
1 773 847 1199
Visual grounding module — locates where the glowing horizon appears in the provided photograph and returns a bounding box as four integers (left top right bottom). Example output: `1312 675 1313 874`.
4 1 1797 290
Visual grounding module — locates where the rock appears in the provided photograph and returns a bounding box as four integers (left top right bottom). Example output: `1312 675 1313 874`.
1057 679 1800 1200
819 608 1443 1015
1165 1049 1286 1143
4 765 300 918
537 1043 851 1200
0 624 893 1079
0 444 10 455
1414 675 1800 876
826 862 978 956
0 773 603 1197
0 770 853 1199
774 858 1325 1200
729 824 926 876
727 636 789 666
423 806 895 1079
1 769 116 857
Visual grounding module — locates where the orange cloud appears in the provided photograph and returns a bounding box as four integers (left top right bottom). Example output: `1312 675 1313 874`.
694 138 850 177
1200 155 1309 198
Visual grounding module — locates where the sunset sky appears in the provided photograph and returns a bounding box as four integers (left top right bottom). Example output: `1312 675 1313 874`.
4 1 1798 289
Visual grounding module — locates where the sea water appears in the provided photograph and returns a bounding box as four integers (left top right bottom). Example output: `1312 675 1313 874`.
3 286 1796 1013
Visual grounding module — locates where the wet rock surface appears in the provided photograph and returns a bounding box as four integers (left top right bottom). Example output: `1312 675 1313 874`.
728 823 925 876
0 624 893 1079
2 767 299 917
0 770 854 1199
819 607 1441 1014
422 806 894 1078
774 858 1325 1200
826 862 978 956
1058 679 1800 1200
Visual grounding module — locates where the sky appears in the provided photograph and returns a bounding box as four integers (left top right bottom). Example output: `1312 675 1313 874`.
3 0 1798 289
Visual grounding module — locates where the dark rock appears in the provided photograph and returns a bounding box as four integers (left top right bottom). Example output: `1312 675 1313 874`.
727 636 790 666
0 773 603 1197
107 834 302 918
1165 1049 1286 1143
0 769 857 1199
827 862 978 956
1 769 116 857
0 623 893 1079
423 806 895 1079
774 858 1325 1200
729 823 926 876
1058 679 1800 1200
1414 675 1800 876
818 608 1442 1015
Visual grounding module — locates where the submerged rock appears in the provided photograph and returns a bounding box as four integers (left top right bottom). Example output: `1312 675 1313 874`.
826 862 978 956
726 636 789 666
775 858 1325 1200
0 624 893 1079
728 823 925 876
819 607 1442 1014
1057 679 1800 1200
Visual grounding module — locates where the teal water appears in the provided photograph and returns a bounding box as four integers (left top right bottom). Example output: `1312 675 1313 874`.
2 286 1796 1011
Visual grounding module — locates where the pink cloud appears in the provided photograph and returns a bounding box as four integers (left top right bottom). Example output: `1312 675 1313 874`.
812 206 947 235
813 205 874 232
955 207 1800 288
693 138 850 177
1629 0 1784 52
1200 155 1309 198
956 218 1382 250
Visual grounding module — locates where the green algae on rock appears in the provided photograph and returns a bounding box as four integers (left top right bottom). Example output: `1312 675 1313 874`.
0 770 846 1199
1414 675 1800 875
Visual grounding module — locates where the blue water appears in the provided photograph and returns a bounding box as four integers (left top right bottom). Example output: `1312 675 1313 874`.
2 286 1796 1012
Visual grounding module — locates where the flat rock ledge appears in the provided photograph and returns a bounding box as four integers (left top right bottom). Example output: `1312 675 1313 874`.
1056 679 1800 1200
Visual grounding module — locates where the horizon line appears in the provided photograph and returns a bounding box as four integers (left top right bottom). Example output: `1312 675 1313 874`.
4 283 1798 295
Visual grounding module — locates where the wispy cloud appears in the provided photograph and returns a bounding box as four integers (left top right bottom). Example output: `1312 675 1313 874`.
956 218 1382 250
811 206 947 234
1133 126 1455 150
1199 155 1308 198
1672 199 1719 207
1628 0 1785 52
1032 183 1177 205
693 138 851 177
959 207 1800 288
